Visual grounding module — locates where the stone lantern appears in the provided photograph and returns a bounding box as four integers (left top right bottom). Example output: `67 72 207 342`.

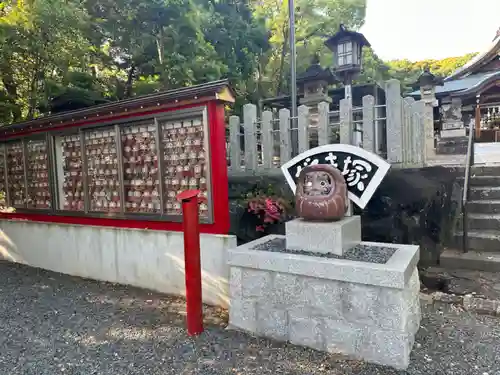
324 24 370 152
414 67 442 107
296 55 337 148
324 24 371 84
297 54 337 106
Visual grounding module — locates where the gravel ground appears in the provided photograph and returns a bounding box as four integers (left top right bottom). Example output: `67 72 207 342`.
1 261 500 375
253 237 396 264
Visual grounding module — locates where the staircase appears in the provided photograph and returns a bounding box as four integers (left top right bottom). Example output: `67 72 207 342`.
441 165 500 271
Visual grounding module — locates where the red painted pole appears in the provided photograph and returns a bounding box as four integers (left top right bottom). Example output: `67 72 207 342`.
177 189 204 336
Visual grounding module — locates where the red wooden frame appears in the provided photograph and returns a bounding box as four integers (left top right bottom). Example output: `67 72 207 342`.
0 98 231 235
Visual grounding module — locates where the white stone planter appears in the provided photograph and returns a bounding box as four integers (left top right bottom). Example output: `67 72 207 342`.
227 235 420 370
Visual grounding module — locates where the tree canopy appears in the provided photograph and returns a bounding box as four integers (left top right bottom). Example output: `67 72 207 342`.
0 0 477 124
385 53 479 92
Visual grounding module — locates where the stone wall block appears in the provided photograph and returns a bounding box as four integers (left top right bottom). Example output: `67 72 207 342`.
241 269 273 298
229 267 242 300
304 278 344 319
376 286 415 330
374 294 411 331
271 272 307 305
288 312 324 351
323 319 363 356
406 269 421 294
342 283 381 324
229 298 257 333
256 303 288 340
357 329 412 370
406 297 421 335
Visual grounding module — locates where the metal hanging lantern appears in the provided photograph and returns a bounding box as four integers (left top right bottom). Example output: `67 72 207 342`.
324 24 371 80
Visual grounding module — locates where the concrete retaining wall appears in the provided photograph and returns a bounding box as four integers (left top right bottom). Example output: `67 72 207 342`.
0 219 236 307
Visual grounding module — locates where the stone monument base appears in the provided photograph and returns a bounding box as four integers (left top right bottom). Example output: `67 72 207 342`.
286 216 361 255
437 131 468 155
440 127 466 138
227 235 420 370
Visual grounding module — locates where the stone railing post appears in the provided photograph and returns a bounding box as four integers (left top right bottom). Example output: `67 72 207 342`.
385 79 403 164
423 101 436 163
412 100 425 166
339 98 351 145
401 97 415 166
279 108 291 166
261 110 274 170
243 103 258 172
228 115 241 170
297 105 309 153
362 95 375 154
317 102 330 146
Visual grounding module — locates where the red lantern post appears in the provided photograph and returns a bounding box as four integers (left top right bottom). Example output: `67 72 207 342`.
176 189 204 336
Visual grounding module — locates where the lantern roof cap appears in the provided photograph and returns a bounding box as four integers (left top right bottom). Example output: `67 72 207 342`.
297 54 338 85
411 67 444 90
324 24 371 50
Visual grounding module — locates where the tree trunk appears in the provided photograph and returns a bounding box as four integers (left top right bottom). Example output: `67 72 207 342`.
276 24 289 96
124 64 136 99
26 75 38 120
156 28 164 65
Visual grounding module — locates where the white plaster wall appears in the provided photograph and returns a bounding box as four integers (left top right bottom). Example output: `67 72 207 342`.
0 220 236 307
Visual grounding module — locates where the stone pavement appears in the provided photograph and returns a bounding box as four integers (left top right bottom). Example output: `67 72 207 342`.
1 260 500 375
421 266 500 316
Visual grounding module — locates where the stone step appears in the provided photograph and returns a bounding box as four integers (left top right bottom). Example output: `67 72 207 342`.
470 165 500 177
438 136 469 145
436 143 467 155
468 200 500 214
460 213 500 231
453 230 500 252
436 137 468 155
469 186 500 200
469 176 500 187
440 248 500 272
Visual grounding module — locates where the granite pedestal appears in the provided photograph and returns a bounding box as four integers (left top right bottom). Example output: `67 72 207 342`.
286 216 361 255
227 215 421 369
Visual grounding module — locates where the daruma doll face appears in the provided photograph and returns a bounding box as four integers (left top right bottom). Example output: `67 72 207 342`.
295 164 348 221
303 171 335 197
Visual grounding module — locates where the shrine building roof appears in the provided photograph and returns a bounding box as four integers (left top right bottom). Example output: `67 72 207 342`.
409 27 500 99
0 79 234 137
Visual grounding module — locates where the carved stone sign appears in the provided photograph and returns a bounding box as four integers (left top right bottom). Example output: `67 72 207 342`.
281 144 391 209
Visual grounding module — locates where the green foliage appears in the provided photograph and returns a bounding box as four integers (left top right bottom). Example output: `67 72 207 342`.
255 0 366 96
384 53 478 93
0 0 270 122
355 47 391 85
0 0 478 124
